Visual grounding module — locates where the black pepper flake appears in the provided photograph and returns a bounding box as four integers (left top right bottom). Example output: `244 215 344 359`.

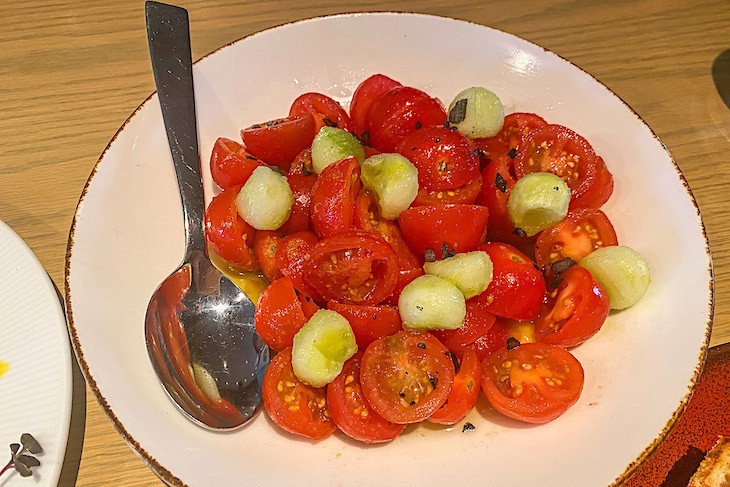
434 137 440 143
305 296 312 302
512 227 527 238
411 146 417 151
245 155 258 160
449 98 468 124
472 149 482 158
265 118 284 127
416 305 424 311
507 148 518 159
372 314 377 320
447 249 455 258
462 422 475 432
533 263 540 272
415 121 423 129
409 401 416 406
428 375 438 388
506 337 521 351
417 342 426 349
494 173 507 193
301 163 313 176
323 117 337 127
424 248 437 262
399 392 406 398
551 257 576 275
250 124 262 129
360 131 370 146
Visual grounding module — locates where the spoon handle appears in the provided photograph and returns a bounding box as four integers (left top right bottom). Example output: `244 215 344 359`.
145 1 206 256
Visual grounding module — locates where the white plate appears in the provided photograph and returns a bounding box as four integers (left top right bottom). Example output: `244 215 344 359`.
65 13 712 487
0 220 72 486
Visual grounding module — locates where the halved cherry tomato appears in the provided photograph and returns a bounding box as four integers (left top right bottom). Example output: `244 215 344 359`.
275 231 321 300
382 267 425 306
481 342 584 423
290 92 351 132
570 156 614 210
397 126 480 191
475 154 535 252
474 242 545 321
398 204 489 256
353 190 421 269
302 231 398 305
429 349 482 425
311 157 362 238
327 353 406 443
535 265 610 348
209 137 262 189
254 276 307 351
241 113 316 170
365 86 447 152
279 173 317 235
432 298 497 359
412 176 482 206
298 294 320 320
253 230 283 282
492 112 548 151
350 74 402 139
534 208 618 285
469 317 511 361
473 137 508 169
327 301 403 349
288 147 315 176
204 186 258 270
262 347 336 439
360 331 455 424
513 124 598 201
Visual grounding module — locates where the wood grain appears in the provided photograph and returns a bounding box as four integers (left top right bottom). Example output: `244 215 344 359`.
1 0 728 485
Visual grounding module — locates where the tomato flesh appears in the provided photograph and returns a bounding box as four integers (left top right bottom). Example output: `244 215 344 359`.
361 331 455 424
327 353 406 443
311 157 362 238
253 230 283 282
241 113 317 170
204 186 258 270
290 92 351 132
350 74 402 138
399 204 489 257
275 231 321 300
412 176 482 206
262 348 336 439
254 277 307 351
429 349 482 425
481 342 584 423
327 301 403 349
432 298 496 359
209 137 262 189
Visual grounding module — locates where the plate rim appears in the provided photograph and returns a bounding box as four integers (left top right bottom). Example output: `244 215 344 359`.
1 219 73 486
63 11 714 487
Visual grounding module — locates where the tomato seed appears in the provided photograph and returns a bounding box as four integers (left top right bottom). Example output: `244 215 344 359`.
345 375 355 385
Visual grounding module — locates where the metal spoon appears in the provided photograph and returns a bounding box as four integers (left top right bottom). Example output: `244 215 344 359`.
143 1 269 430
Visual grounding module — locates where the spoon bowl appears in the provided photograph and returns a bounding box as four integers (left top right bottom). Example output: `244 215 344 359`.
143 1 269 430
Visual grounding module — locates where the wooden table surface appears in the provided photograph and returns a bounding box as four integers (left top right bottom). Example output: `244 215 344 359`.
2 0 728 485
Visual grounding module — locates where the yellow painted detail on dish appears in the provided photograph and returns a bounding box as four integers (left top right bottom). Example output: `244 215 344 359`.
209 250 268 304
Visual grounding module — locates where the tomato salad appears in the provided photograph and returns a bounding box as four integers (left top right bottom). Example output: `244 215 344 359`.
202 75 651 442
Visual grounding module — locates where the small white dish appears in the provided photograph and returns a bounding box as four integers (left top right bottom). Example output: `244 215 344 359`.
0 220 72 486
65 12 712 487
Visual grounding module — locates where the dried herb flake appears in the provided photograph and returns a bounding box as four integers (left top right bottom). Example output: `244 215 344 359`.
494 173 507 193
449 98 468 124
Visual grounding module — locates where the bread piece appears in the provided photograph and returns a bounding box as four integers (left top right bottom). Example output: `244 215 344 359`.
688 436 730 487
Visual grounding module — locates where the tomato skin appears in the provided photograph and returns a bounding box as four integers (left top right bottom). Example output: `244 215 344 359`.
365 86 447 152
279 173 317 235
327 301 403 349
254 277 307 351
298 294 320 320
475 242 546 321
412 176 482 206
535 266 610 348
303 231 398 305
361 331 455 424
534 208 618 284
429 349 482 425
397 126 481 191
569 156 614 210
481 342 584 424
473 137 508 169
204 186 258 270
353 190 421 269
311 157 362 238
241 113 316 170
432 298 497 359
253 230 283 282
398 204 489 256
289 92 351 132
262 348 336 439
491 112 548 151
469 317 511 361
382 267 425 306
350 74 402 138
288 147 315 176
209 137 262 189
275 231 321 300
513 124 598 201
476 154 537 251
327 353 406 443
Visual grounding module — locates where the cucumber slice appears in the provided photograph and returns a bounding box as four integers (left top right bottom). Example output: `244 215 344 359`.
579 246 651 310
398 275 466 331
311 126 366 174
447 87 504 138
292 309 357 387
508 172 570 236
423 251 493 299
236 166 293 230
360 153 418 219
